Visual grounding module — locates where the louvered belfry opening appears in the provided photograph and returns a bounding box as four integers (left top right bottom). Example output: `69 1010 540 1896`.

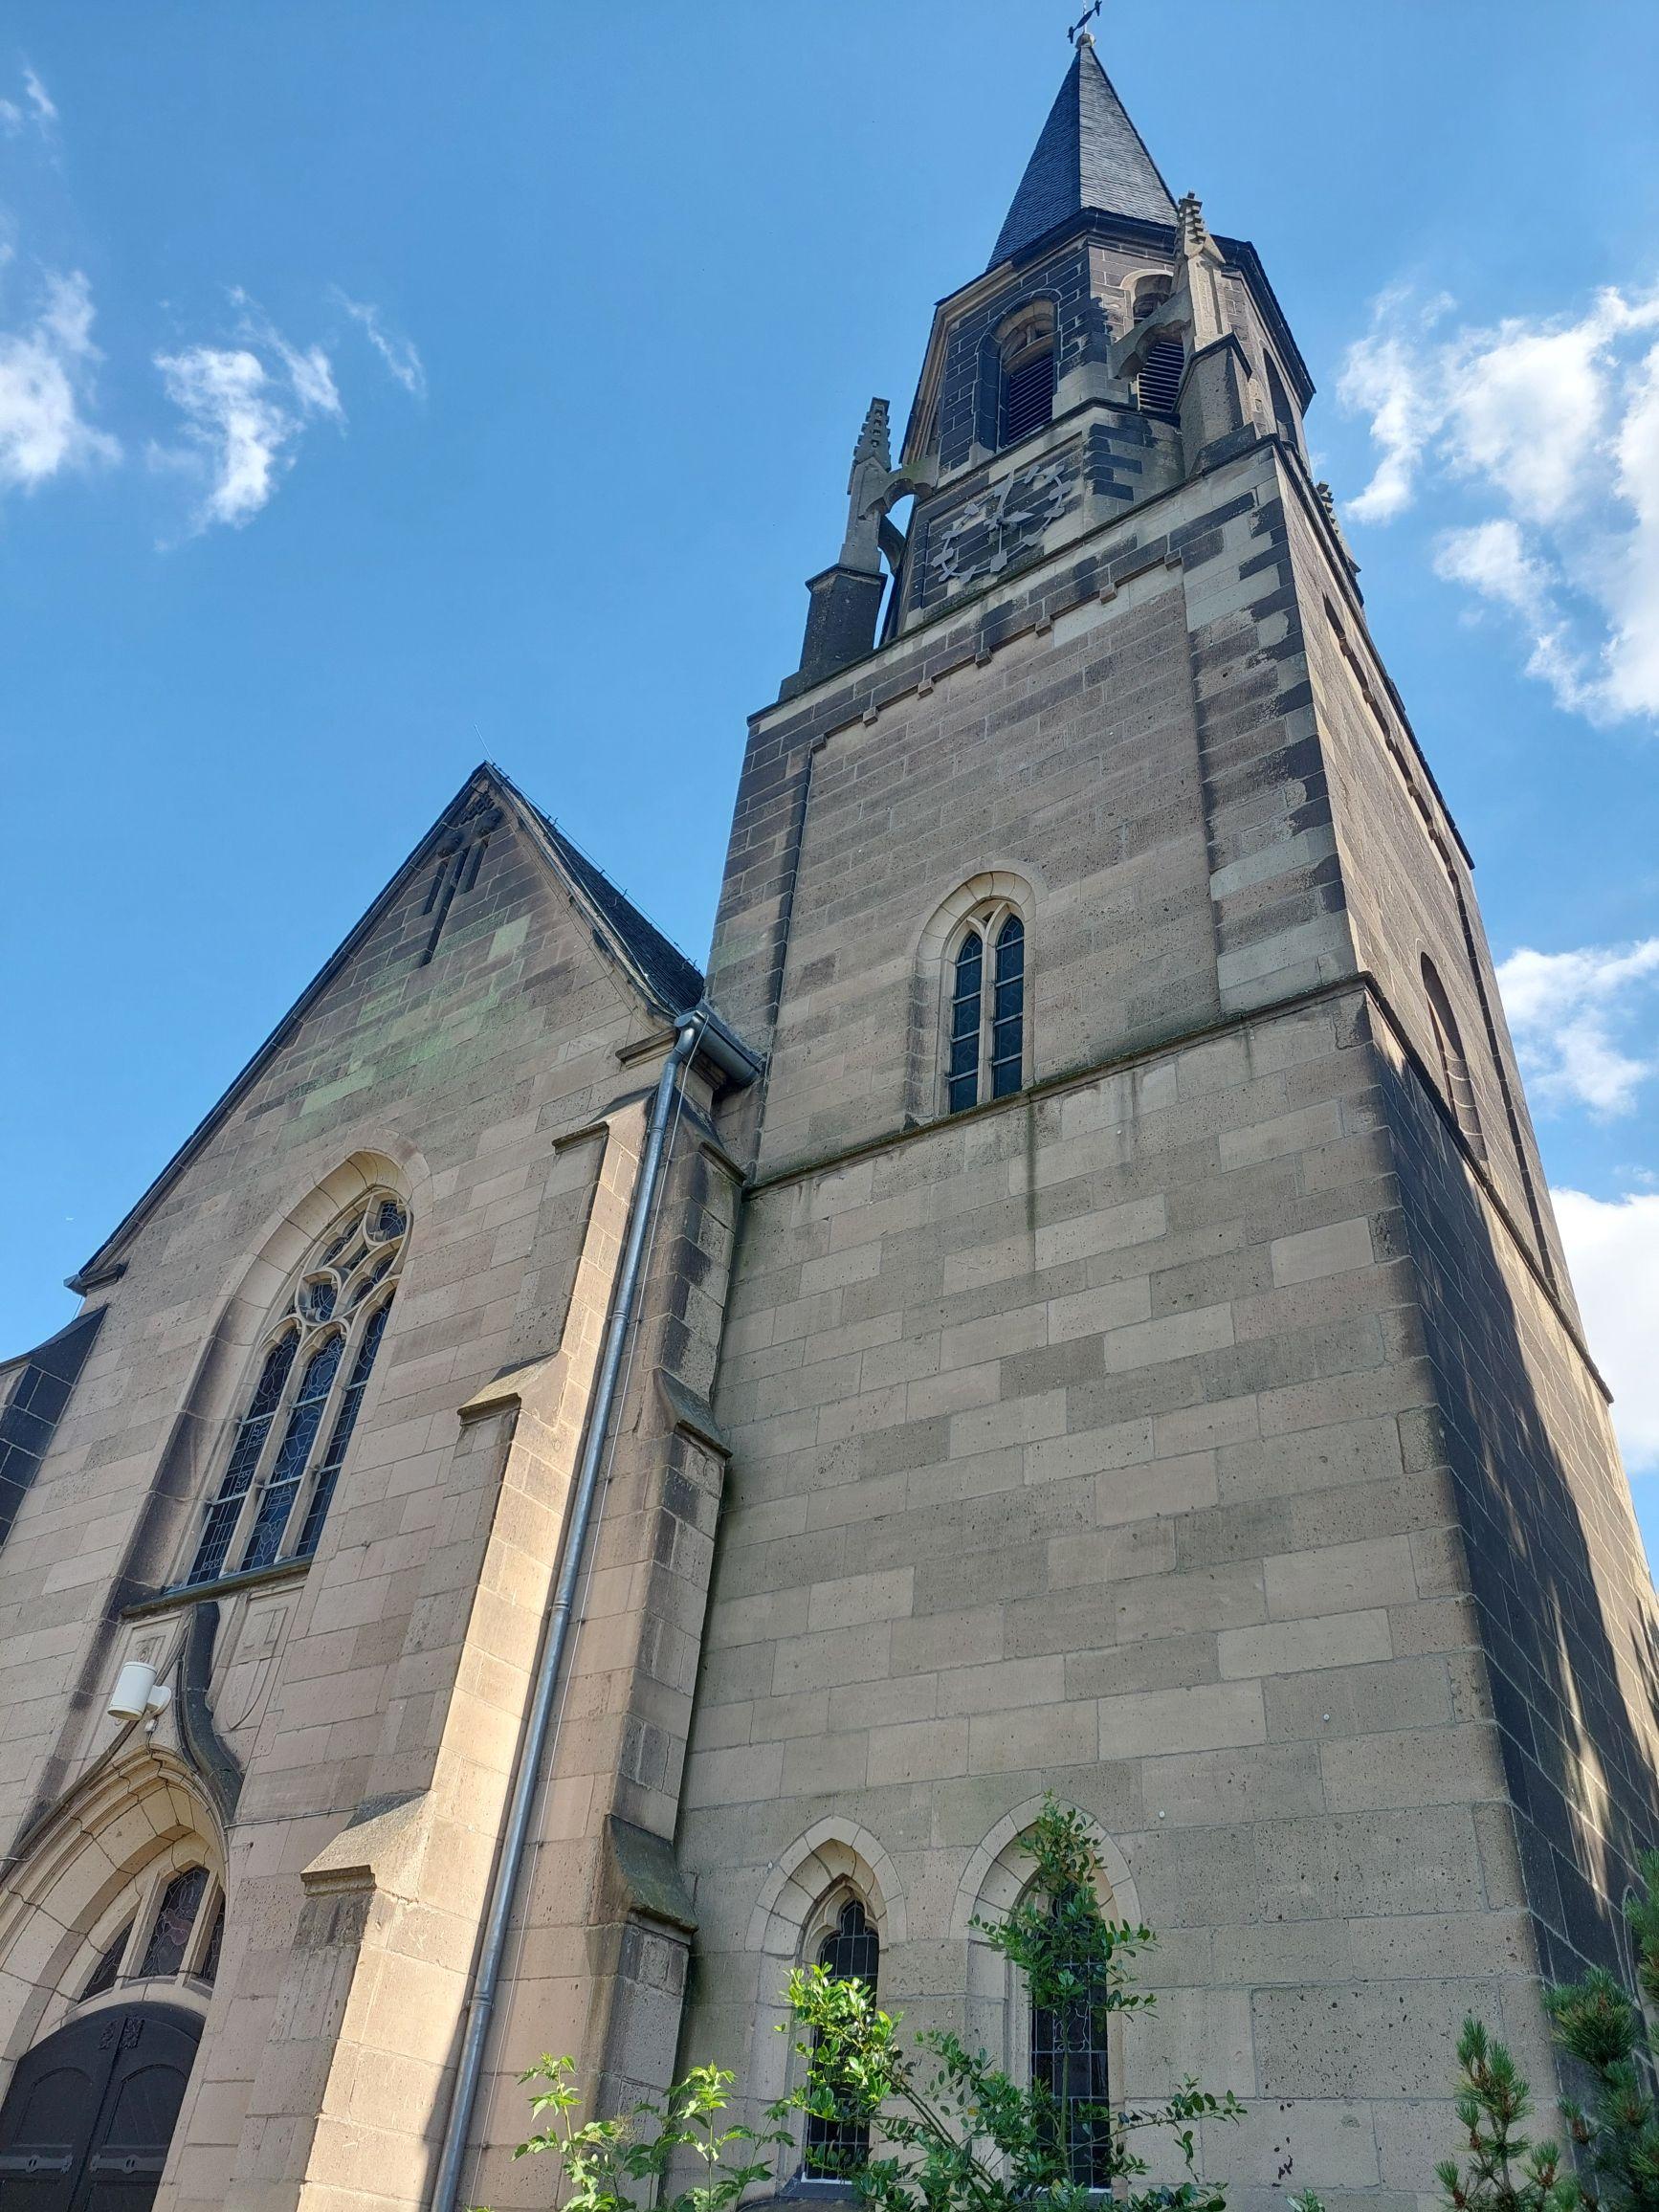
1136 336 1184 418
1002 343 1055 445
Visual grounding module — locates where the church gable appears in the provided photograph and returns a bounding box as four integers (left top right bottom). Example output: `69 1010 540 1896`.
70 763 703 1296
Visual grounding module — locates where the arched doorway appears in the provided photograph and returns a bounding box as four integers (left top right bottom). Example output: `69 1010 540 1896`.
0 2002 201 2208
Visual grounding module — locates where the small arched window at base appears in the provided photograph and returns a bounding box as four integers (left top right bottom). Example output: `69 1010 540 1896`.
945 905 1027 1114
1029 1902 1112 2189
802 1900 879 2180
1422 955 1487 1161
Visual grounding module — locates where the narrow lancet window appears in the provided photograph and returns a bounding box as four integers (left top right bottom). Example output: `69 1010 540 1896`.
1029 1901 1111 2187
186 1191 408 1586
948 929 985 1113
991 915 1025 1098
944 902 1027 1114
802 1900 880 2179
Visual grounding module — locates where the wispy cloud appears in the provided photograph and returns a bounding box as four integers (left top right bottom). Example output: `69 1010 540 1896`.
1555 1188 1659 1475
0 267 121 494
334 292 425 399
22 65 55 129
1497 938 1659 1116
0 62 55 137
1338 282 1659 723
154 296 342 533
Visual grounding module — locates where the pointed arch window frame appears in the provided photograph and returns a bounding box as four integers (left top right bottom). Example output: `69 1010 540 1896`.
942 898 1029 1116
181 1192 409 1590
798 1891 881 2182
72 1857 226 2015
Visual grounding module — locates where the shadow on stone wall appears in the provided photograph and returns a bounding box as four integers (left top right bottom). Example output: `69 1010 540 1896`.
1375 1010 1659 1991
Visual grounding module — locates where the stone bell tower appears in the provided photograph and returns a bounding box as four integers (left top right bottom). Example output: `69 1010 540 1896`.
678 31 1659 2198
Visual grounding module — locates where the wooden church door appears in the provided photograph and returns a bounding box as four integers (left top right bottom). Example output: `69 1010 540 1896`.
0 2002 202 2209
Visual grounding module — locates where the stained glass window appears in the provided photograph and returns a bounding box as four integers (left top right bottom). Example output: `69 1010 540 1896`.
139 1867 209 1980
297 1299 391 1558
182 1190 408 1588
240 1335 344 1571
197 1900 225 1985
945 905 1026 1115
1030 1918 1111 2188
802 1900 879 2179
188 1334 299 1584
80 1920 132 2002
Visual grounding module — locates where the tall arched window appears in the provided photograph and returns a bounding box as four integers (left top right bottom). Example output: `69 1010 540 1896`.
946 906 1026 1114
186 1191 408 1586
1422 955 1486 1161
802 1898 880 2179
998 305 1056 449
1029 1896 1112 2187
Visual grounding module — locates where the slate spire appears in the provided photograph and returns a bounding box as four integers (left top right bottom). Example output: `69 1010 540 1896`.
989 31 1176 267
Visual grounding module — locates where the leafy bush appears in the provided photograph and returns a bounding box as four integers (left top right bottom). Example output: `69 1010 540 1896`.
476 1799 1244 2212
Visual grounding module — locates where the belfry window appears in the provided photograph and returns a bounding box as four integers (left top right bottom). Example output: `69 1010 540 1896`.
946 906 1027 1114
1136 336 1184 417
186 1192 408 1586
1422 957 1486 1160
802 1899 879 2179
999 306 1056 448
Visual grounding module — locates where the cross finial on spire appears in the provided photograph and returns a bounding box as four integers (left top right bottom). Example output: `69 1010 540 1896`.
1067 1 1102 46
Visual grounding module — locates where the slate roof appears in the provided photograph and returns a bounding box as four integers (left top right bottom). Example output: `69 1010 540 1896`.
509 782 705 1017
989 38 1177 267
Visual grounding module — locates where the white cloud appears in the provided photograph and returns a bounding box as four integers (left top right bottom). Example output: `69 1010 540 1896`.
1497 939 1659 1116
1338 283 1659 723
0 268 120 494
22 65 55 129
334 293 425 399
154 300 342 533
0 64 55 137
1555 1189 1659 1475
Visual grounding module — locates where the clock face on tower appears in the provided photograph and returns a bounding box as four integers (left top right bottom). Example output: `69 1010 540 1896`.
924 455 1074 600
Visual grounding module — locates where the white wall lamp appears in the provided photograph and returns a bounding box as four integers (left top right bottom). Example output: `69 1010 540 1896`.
108 1659 172 1727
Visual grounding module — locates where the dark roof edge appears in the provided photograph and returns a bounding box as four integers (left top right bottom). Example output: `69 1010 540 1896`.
65 763 707 1295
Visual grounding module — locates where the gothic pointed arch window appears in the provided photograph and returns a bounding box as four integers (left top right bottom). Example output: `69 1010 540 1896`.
1029 1892 1112 2187
1422 955 1487 1161
801 1895 880 2180
946 903 1027 1113
185 1191 408 1586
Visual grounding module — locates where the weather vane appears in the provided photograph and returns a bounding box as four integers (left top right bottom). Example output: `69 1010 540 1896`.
1067 1 1102 43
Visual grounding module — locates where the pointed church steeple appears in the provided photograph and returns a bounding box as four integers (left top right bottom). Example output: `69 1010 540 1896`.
989 32 1176 267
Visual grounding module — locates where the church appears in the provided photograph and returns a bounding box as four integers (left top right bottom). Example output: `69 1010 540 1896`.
3 33 1657 2209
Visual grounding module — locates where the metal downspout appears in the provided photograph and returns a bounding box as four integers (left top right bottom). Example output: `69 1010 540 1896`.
429 1012 706 2212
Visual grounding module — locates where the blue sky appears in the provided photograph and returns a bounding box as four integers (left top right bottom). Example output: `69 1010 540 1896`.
5 3 1659 1551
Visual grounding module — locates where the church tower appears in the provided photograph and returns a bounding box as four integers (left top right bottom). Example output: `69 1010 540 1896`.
682 33 1659 2193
